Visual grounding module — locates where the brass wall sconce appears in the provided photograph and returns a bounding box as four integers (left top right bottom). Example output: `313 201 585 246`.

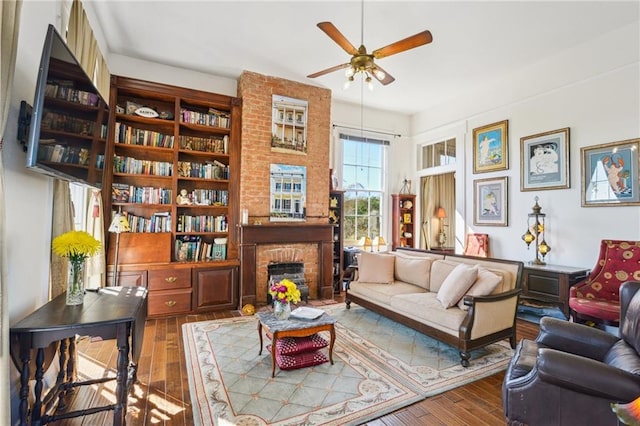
521 196 551 265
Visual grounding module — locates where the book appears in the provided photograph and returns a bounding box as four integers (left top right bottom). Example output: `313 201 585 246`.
290 306 325 320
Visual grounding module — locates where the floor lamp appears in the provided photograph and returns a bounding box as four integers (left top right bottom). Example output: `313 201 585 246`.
108 210 130 287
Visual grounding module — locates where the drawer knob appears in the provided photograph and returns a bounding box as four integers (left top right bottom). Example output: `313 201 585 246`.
165 300 177 307
164 276 177 283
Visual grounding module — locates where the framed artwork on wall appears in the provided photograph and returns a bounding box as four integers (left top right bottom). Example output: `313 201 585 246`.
520 127 570 191
271 95 308 154
581 138 640 207
473 176 508 226
473 120 509 173
270 163 307 221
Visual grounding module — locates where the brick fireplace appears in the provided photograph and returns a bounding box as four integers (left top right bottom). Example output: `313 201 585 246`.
239 224 334 307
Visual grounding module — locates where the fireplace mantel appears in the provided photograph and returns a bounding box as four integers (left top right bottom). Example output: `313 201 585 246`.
239 224 334 307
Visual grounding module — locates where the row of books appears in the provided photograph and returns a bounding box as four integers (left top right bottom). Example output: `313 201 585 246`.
180 189 229 206
113 156 173 176
177 160 229 180
180 107 230 129
46 79 100 107
111 183 172 204
176 214 228 233
178 135 228 154
124 211 172 233
41 110 96 136
37 142 105 168
175 235 226 262
114 122 175 148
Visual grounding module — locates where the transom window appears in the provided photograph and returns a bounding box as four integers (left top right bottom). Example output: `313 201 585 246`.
421 138 456 168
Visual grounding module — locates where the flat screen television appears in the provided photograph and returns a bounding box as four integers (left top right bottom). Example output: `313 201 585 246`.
25 24 108 189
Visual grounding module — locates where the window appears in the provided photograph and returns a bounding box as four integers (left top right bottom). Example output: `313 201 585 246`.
421 138 456 168
339 133 389 244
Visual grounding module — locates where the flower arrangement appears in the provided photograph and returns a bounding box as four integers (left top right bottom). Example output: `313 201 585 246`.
52 230 101 305
269 278 301 305
52 230 102 263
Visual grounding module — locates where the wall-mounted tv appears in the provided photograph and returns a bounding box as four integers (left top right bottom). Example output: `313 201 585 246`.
25 24 109 189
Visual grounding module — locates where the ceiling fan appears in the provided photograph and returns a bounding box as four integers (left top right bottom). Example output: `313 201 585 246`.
307 10 433 87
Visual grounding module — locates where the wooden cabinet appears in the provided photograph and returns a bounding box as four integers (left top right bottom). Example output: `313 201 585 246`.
193 266 238 311
103 76 241 315
521 263 590 318
329 190 344 293
391 194 416 250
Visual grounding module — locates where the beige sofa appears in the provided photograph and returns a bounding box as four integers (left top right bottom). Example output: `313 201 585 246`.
345 248 523 367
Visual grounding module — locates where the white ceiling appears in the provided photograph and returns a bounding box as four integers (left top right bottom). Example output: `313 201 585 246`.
84 1 639 115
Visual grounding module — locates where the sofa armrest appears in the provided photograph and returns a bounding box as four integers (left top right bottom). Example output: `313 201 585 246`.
343 265 359 291
537 348 640 402
536 316 619 360
461 288 521 340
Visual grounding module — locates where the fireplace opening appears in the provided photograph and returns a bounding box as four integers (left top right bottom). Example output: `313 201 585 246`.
267 261 309 304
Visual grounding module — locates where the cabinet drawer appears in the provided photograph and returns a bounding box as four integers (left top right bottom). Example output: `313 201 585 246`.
148 289 192 316
148 268 191 291
527 273 559 297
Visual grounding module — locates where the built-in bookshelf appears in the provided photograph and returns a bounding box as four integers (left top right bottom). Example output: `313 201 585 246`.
36 58 108 185
103 75 241 316
329 190 345 293
391 194 416 250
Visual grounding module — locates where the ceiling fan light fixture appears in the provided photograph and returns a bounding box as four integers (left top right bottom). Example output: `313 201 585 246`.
373 67 386 81
343 76 354 90
345 67 355 78
365 73 374 91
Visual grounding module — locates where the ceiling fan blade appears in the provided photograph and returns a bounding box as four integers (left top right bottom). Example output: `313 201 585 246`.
373 65 395 85
307 63 350 79
317 22 359 56
372 30 433 59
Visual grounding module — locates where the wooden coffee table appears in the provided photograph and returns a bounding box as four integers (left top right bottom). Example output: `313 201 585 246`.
257 311 336 377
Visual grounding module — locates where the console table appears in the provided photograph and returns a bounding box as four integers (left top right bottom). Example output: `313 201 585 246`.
520 263 590 318
10 286 147 426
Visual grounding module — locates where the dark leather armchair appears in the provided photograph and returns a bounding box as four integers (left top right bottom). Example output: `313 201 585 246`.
503 281 640 425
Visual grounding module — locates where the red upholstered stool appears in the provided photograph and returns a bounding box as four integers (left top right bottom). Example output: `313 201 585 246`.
266 333 329 370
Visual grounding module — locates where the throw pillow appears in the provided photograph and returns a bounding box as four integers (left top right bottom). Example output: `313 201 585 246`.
357 251 395 284
394 255 433 289
457 267 503 310
436 263 479 308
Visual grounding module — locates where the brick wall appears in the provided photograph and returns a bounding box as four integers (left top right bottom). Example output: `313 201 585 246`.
237 71 332 223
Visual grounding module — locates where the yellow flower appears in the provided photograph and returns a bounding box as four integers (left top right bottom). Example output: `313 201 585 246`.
269 278 301 304
52 230 102 264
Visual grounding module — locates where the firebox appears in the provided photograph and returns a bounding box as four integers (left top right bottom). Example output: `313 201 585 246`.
267 262 309 304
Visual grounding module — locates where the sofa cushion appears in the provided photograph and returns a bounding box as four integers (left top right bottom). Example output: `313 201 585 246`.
436 263 479 308
390 292 468 332
357 251 395 284
394 255 433 290
457 266 503 310
349 281 424 306
430 260 461 292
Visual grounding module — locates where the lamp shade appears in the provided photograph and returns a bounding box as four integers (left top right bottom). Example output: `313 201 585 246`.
108 212 130 234
437 207 447 219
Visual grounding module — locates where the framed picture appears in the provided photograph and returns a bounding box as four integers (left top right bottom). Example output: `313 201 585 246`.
581 138 640 207
520 127 570 191
473 120 509 173
473 177 508 226
403 213 412 224
270 163 307 221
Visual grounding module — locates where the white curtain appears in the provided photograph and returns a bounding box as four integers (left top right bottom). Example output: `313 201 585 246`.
85 189 105 288
0 0 22 419
50 180 74 299
421 173 455 250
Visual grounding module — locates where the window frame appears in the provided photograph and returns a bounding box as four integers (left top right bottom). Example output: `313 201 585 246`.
335 131 390 246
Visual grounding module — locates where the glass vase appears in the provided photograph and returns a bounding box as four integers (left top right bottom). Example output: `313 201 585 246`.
66 260 85 305
273 301 291 320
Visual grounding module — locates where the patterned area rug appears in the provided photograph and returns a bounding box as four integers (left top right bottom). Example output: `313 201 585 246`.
183 305 513 426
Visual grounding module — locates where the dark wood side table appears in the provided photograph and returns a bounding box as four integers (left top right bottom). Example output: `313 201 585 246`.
10 286 148 426
520 263 590 318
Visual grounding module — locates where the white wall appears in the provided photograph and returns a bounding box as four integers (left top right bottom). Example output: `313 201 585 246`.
410 22 640 268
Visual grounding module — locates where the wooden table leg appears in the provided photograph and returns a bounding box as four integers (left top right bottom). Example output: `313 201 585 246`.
328 326 335 365
113 323 130 426
18 338 30 426
257 321 263 355
271 331 278 378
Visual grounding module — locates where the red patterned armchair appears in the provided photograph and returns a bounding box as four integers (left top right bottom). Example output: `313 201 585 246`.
569 240 640 326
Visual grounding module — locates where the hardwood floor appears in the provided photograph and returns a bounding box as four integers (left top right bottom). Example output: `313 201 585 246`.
55 301 539 426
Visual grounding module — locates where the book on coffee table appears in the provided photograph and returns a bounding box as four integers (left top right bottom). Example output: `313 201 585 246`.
290 306 325 320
